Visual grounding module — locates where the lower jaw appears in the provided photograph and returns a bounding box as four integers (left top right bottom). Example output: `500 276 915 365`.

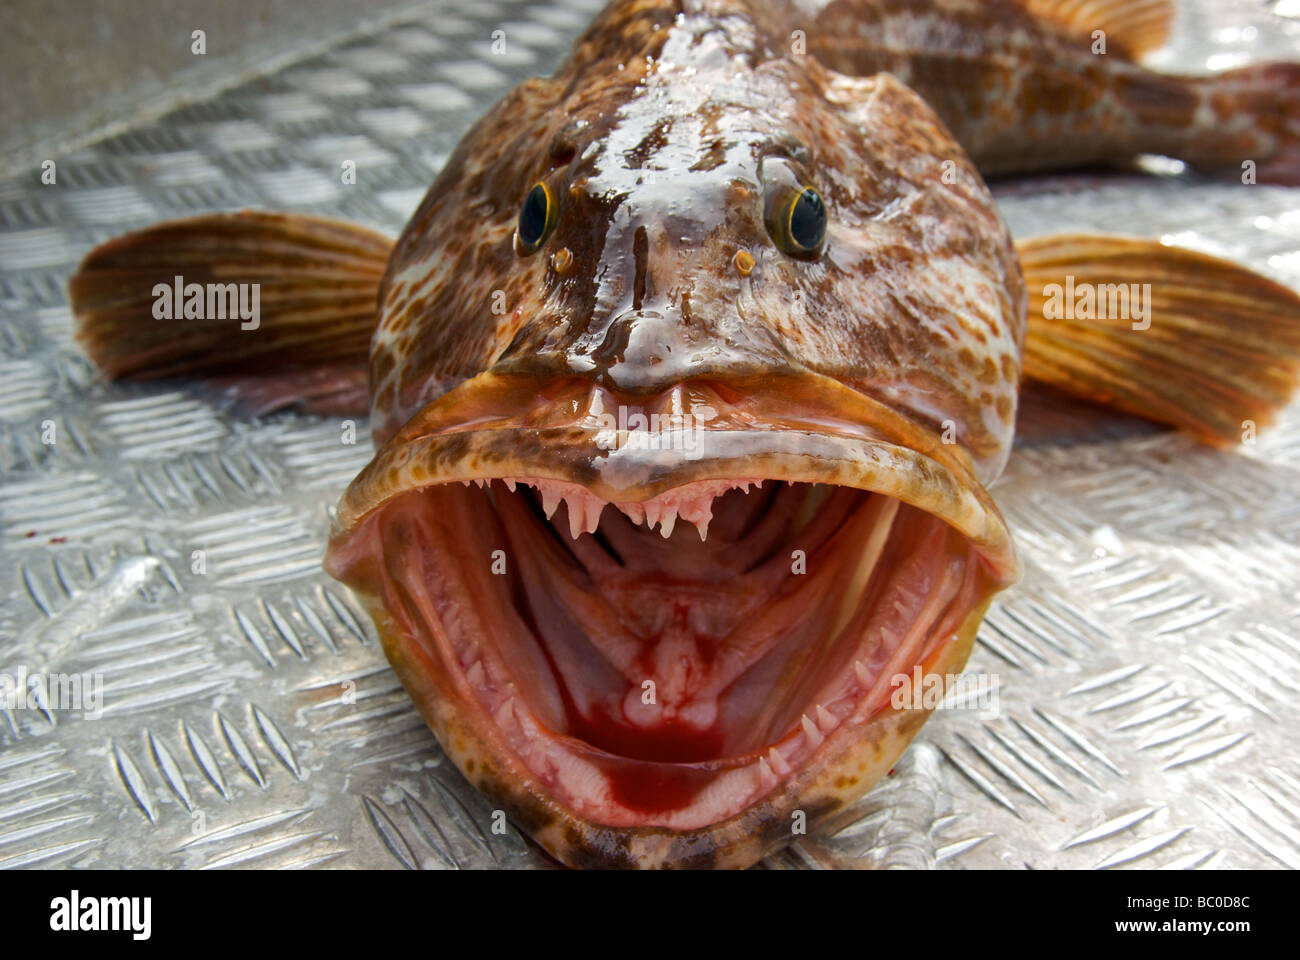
360 577 993 869
327 474 1004 865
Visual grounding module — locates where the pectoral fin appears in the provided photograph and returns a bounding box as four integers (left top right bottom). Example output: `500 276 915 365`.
69 210 394 415
1018 233 1300 445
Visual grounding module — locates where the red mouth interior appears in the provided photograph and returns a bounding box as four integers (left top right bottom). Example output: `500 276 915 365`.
353 478 988 828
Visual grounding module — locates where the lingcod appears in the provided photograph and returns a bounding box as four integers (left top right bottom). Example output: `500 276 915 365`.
69 0 1300 868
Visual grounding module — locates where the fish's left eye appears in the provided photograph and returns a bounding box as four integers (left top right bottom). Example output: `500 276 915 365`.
515 182 557 255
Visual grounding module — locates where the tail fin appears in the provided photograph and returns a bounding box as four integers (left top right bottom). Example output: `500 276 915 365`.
1017 233 1300 445
69 210 394 414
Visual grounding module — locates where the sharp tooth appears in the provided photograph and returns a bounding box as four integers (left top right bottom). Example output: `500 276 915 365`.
756 756 777 791
494 696 519 733
853 659 872 690
584 498 605 534
540 485 562 520
617 502 644 525
504 478 517 492
800 713 824 749
466 660 486 689
816 704 838 734
767 747 792 776
460 480 471 487
659 505 677 538
678 491 715 541
566 495 584 539
643 500 662 531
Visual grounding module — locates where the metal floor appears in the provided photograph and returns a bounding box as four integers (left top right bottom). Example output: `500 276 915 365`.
1 0 1298 870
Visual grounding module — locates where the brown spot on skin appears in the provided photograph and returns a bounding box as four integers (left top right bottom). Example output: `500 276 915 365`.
560 824 638 870
733 249 755 276
507 798 556 836
669 845 720 870
1000 352 1017 382
996 394 1013 421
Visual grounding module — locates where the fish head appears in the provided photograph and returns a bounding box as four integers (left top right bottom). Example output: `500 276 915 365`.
327 12 1025 868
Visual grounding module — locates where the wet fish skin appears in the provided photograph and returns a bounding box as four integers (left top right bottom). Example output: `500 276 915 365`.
795 0 1300 180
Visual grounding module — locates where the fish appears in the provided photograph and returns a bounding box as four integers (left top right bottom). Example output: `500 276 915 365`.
67 0 1300 868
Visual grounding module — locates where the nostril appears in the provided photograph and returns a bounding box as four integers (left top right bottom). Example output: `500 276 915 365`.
632 225 649 311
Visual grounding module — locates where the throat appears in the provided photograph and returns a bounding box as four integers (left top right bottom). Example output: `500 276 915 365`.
498 482 904 762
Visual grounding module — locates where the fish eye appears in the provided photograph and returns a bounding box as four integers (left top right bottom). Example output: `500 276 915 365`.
785 188 826 254
515 182 557 255
762 159 826 260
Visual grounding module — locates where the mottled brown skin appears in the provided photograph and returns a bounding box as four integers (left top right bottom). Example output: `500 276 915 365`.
370 0 1026 480
799 0 1300 180
321 0 1300 868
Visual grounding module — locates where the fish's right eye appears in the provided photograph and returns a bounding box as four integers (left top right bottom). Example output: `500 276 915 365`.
515 182 557 255
761 157 826 261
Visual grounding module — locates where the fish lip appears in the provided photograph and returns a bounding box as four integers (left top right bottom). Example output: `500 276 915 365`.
340 371 1017 580
331 422 1018 584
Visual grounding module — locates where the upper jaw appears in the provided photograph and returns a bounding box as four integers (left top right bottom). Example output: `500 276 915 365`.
332 369 1017 578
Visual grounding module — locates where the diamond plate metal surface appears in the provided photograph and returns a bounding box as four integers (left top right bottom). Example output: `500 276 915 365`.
2 0 1299 870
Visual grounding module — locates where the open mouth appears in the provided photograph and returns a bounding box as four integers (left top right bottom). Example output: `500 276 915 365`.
325 374 1017 846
